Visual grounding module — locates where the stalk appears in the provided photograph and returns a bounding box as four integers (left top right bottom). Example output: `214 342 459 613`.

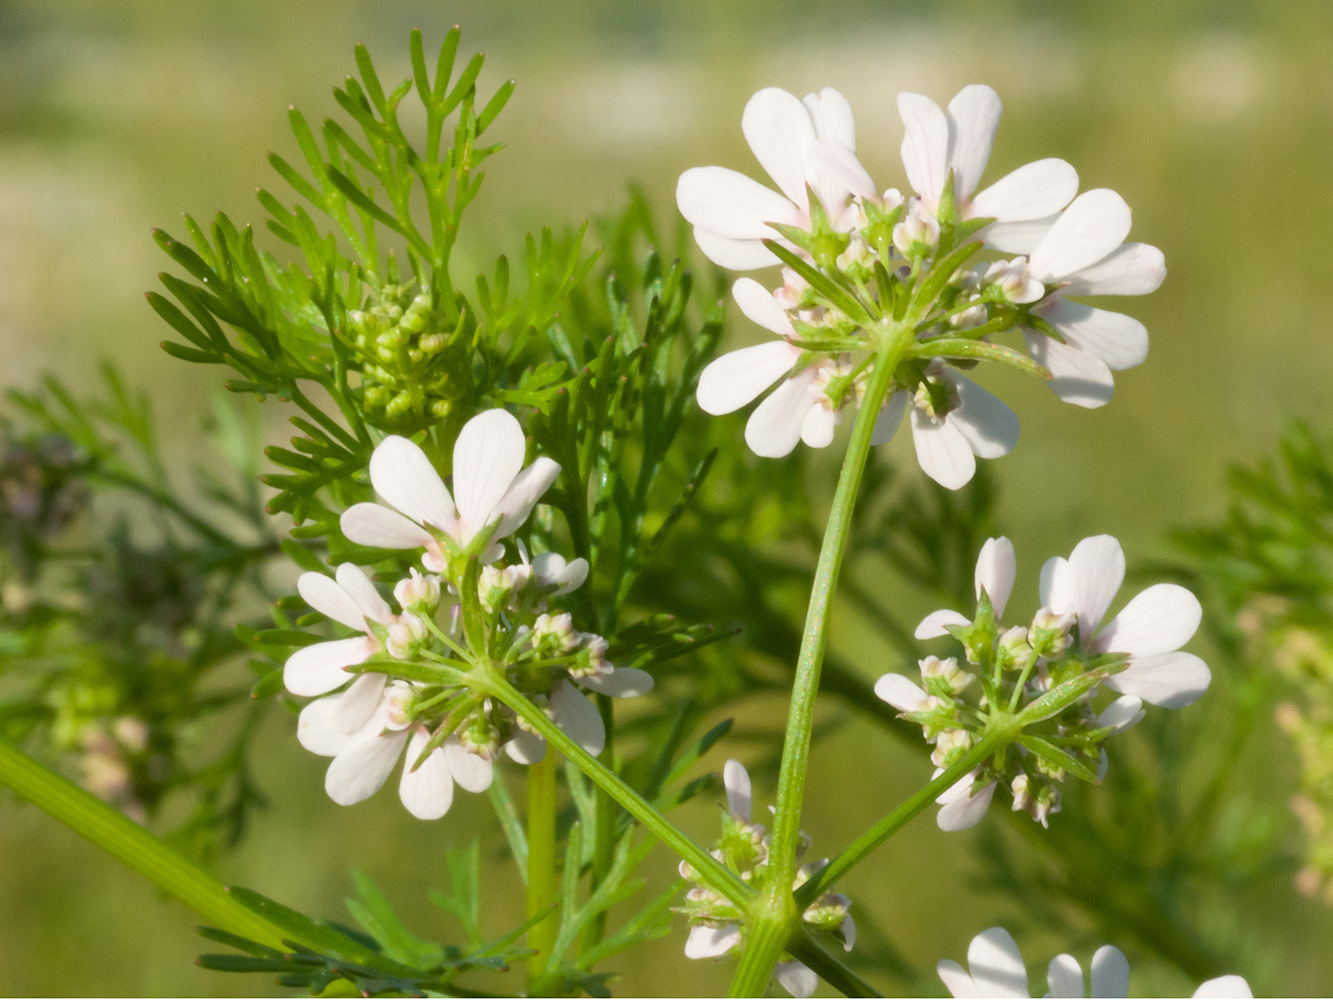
525 751 560 985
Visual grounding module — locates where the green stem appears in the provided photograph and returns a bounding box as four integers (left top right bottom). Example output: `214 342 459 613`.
787 931 883 998
526 751 560 986
728 903 796 999
0 739 287 948
586 693 617 947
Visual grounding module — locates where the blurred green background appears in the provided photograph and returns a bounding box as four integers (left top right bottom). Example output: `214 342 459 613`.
2 0 1332 994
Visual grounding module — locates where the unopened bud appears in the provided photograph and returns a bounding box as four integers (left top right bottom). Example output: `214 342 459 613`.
1030 607 1075 656
394 569 441 611
919 656 972 695
931 727 974 768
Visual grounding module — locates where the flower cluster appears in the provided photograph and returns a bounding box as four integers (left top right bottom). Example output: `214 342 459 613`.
283 409 652 819
679 760 854 998
876 535 1211 830
678 85 1164 488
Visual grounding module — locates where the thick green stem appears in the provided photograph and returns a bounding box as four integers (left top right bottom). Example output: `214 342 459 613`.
526 751 560 986
728 895 797 998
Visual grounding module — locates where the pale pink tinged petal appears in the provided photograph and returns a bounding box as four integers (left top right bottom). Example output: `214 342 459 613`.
839 913 856 951
1065 534 1126 636
1047 954 1085 998
936 778 995 831
774 960 818 999
915 608 971 639
697 342 799 415
1191 975 1253 998
334 563 392 624
297 696 355 757
505 729 547 765
578 667 654 698
551 679 605 755
1029 189 1133 281
969 159 1079 222
691 228 780 270
745 368 818 458
325 727 409 806
967 927 1030 998
1038 299 1149 370
1095 694 1146 732
1023 329 1116 409
297 571 373 630
911 408 976 490
938 959 983 999
340 503 435 551
398 728 454 820
800 405 838 449
1089 945 1130 998
979 216 1057 254
723 759 752 820
532 552 588 595
368 435 456 528
804 87 856 149
874 673 929 712
1062 242 1166 297
975 536 1017 617
946 372 1020 459
742 87 817 209
1096 583 1202 656
870 389 909 446
443 737 494 793
1039 555 1072 611
330 673 388 733
676 166 801 239
946 84 1002 201
1103 651 1211 708
809 139 876 200
453 409 526 541
684 923 741 959
284 637 374 697
898 92 949 207
493 456 561 540
733 277 796 335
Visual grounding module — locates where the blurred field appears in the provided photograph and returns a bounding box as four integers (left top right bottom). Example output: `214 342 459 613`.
2 0 1332 995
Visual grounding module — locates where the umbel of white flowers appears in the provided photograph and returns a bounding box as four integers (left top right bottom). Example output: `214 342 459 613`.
678 84 1164 488
679 760 854 999
282 409 653 820
938 927 1252 998
875 535 1210 830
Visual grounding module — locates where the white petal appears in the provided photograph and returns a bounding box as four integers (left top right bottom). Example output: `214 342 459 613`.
698 342 800 415
284 637 374 697
734 277 796 335
1039 555 1071 610
531 552 589 595
1103 651 1211 708
938 959 983 998
1024 330 1116 409
775 960 818 998
1095 694 1146 732
723 759 751 820
551 680 605 755
493 456 561 540
325 727 409 806
1192 975 1253 998
808 138 876 200
936 777 996 831
742 87 817 209
969 159 1078 222
870 390 908 446
946 372 1020 460
691 228 780 269
974 537 1016 618
1058 534 1124 636
1047 954 1084 998
839 913 856 952
1098 747 1110 782
898 92 949 207
911 407 976 490
444 737 494 793
677 166 801 239
800 404 838 449
745 368 818 459
915 608 972 639
1037 299 1149 370
368 435 456 529
398 728 454 820
334 563 392 624
684 923 741 959
946 84 1002 202
1089 945 1130 998
578 667 654 698
330 672 388 732
298 571 374 631
1062 242 1166 297
453 409 526 542
804 88 855 149
298 695 356 757
1095 583 1201 656
1028 189 1133 282
340 503 435 550
505 729 547 765
980 216 1057 254
874 673 929 712
967 927 1030 998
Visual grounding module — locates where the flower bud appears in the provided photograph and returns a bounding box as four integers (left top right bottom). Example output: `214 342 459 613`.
533 612 579 654
892 200 940 255
931 727 974 768
394 568 441 611
919 655 973 695
1030 607 1076 656
983 258 1044 304
386 613 427 659
570 633 611 678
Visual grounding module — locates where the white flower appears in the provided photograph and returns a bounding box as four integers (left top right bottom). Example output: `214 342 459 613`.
1019 189 1166 408
937 926 1252 998
341 409 560 569
933 768 998 832
1041 534 1210 708
677 87 863 270
284 563 397 697
502 672 654 767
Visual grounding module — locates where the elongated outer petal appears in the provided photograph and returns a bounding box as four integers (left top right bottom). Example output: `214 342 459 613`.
677 166 802 239
1040 555 1072 611
505 728 546 765
369 435 456 529
734 277 796 335
743 88 816 210
1061 534 1126 636
975 536 1016 617
946 84 1002 202
578 667 654 698
970 158 1078 223
874 673 929 712
298 693 361 757
1095 583 1201 656
494 457 561 541
341 503 435 550
1090 944 1130 998
453 409 526 540
330 673 388 732
980 216 1057 254
1047 954 1085 998
1103 651 1211 708
809 139 877 200
399 728 454 820
298 571 373 631
899 92 949 207
1028 189 1133 282
966 927 1030 997
531 552 589 595
444 737 494 793
936 773 996 831
692 228 780 269
1063 242 1166 297
284 637 375 697
805 88 856 148
1038 299 1149 370
774 960 818 999
698 342 800 416
948 372 1020 459
839 913 856 951
746 368 818 458
335 563 392 625
723 758 751 821
916 608 972 639
1023 330 1116 409
551 679 605 756
325 725 409 806
1095 694 1146 732
800 404 838 449
911 407 976 490
1192 975 1253 998
684 923 741 959
871 389 909 446
938 959 982 998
